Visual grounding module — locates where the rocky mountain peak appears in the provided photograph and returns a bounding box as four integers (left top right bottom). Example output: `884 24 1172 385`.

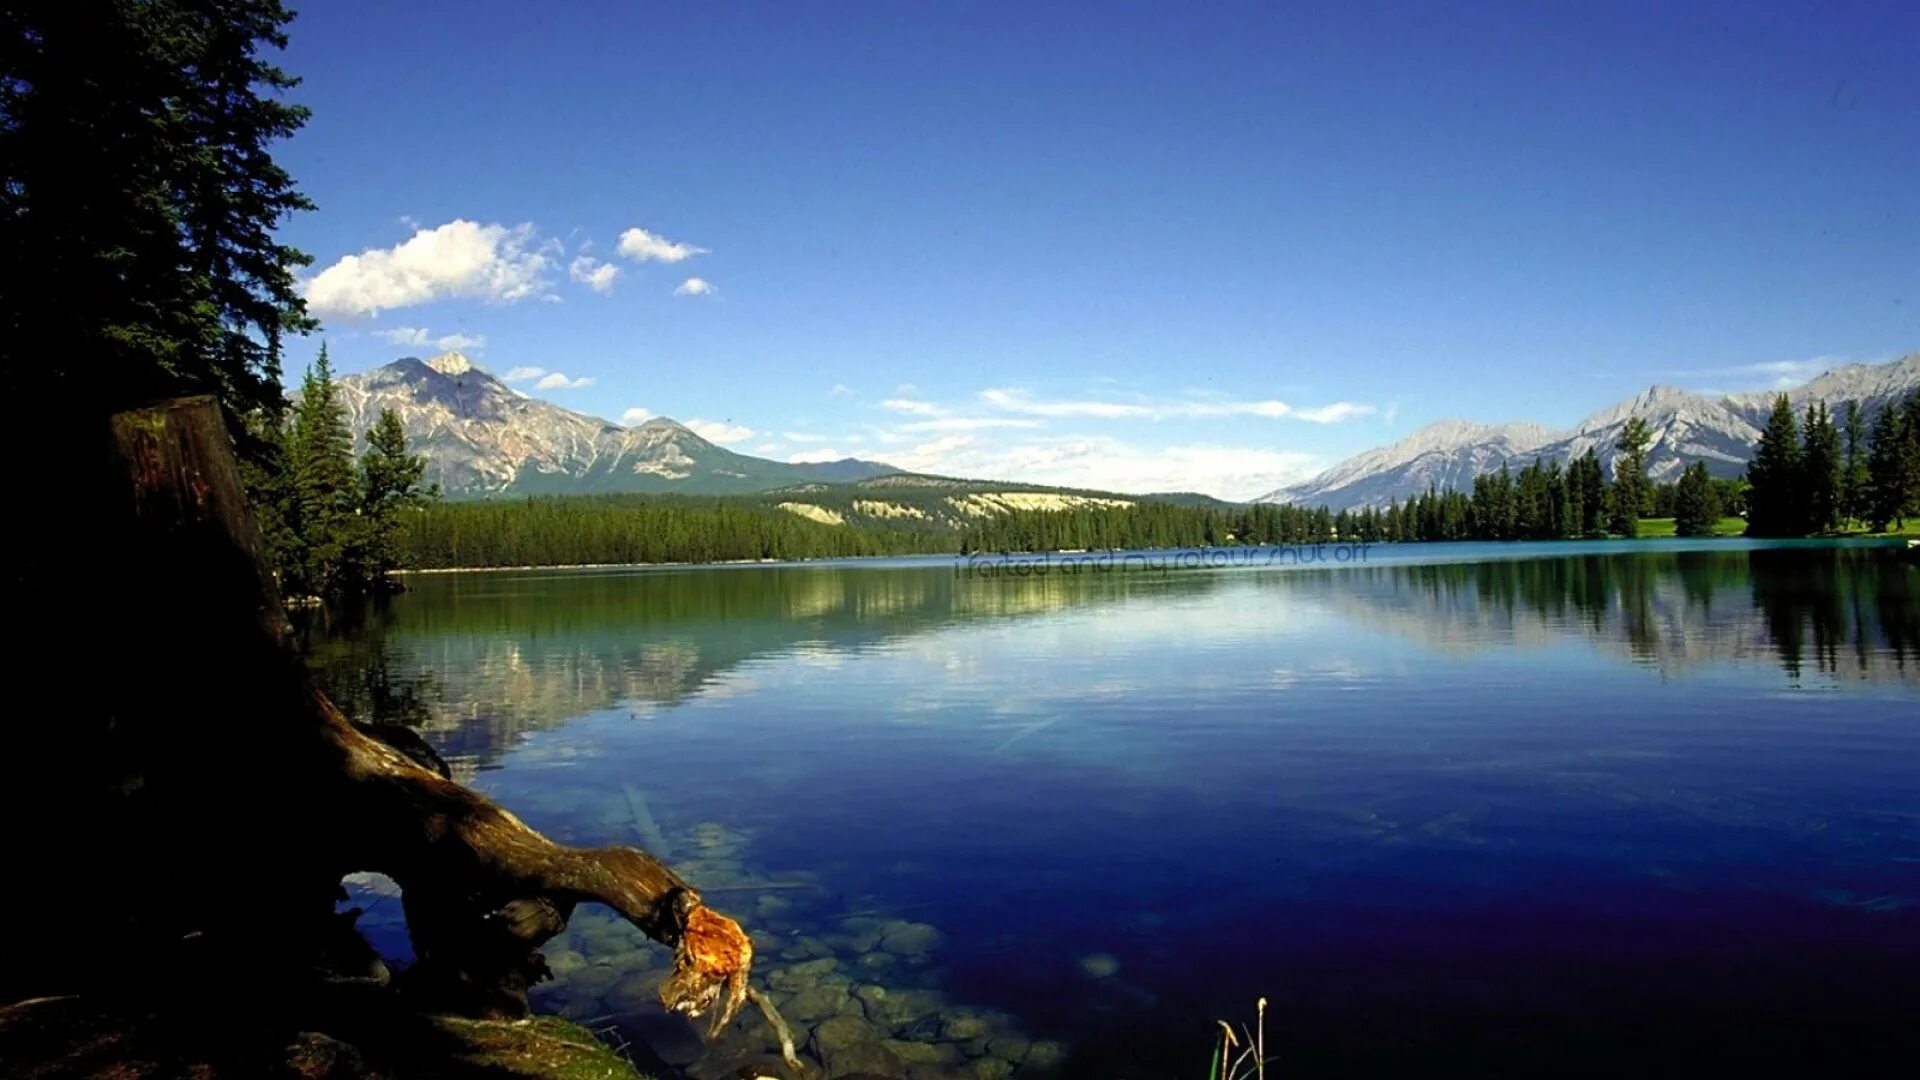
424 351 476 376
327 356 895 497
1261 352 1920 511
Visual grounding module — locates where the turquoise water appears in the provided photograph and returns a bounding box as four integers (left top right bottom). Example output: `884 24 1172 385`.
309 541 1920 1077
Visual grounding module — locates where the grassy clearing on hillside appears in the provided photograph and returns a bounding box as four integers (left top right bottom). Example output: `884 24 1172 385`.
1638 516 1920 539
1636 516 1748 538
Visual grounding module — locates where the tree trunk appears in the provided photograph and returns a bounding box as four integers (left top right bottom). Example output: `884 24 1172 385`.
4 397 750 1033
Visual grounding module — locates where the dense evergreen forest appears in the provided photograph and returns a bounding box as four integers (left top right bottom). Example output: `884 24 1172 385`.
251 345 436 595
378 389 1920 569
1745 391 1920 536
397 495 953 567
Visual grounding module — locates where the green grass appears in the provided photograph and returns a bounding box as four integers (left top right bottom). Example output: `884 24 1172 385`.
1637 516 1920 540
1637 516 1747 538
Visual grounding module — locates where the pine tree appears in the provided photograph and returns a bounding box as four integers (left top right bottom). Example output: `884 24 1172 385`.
1841 401 1869 527
1672 462 1721 537
1904 390 1920 520
288 344 360 594
1745 395 1804 537
1801 401 1842 534
1865 402 1909 532
239 402 299 577
1 0 314 426
358 408 434 583
1608 416 1653 537
1569 449 1606 537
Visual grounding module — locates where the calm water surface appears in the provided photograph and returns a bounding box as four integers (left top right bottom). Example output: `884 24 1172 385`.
308 541 1920 1077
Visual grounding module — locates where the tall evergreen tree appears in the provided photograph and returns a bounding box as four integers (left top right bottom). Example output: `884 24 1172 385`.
358 408 433 583
1904 390 1920 519
1841 401 1869 526
288 344 360 594
1 0 314 426
1745 395 1804 537
1672 462 1721 537
1569 449 1606 537
1865 401 1909 532
1801 401 1842 534
1608 416 1653 537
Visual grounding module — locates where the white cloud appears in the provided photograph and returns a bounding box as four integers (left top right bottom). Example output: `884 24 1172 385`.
981 387 1368 422
1667 355 1851 393
435 331 487 351
1177 400 1295 418
788 448 849 464
620 406 656 425
501 366 546 383
685 418 754 445
618 226 707 264
896 416 1044 433
376 326 432 347
534 372 594 390
879 398 944 416
376 326 487 351
1291 402 1376 424
783 431 830 443
569 255 620 293
673 277 717 297
829 384 853 397
304 219 555 317
981 388 1153 419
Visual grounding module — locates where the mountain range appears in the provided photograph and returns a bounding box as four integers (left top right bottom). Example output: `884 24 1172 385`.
335 350 1920 510
1260 353 1920 511
332 353 897 496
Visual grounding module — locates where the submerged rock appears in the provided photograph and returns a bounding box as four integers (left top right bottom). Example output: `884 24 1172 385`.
829 916 887 953
970 1057 1015 1080
628 1011 707 1067
784 984 853 1023
767 955 840 993
1024 1039 1069 1069
940 1009 992 1042
809 1012 909 1077
884 1038 963 1067
857 951 898 973
987 1033 1031 1064
564 962 624 998
877 921 944 956
607 970 666 1013
853 985 947 1035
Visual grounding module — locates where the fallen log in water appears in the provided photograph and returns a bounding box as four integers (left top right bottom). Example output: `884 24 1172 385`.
37 397 754 1035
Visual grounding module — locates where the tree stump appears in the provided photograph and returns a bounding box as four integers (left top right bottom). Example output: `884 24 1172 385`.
2 398 751 1034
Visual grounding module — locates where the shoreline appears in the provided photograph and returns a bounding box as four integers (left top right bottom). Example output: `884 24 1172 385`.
390 534 1912 577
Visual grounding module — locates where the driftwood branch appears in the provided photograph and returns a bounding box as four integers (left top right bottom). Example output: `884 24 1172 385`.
99 397 752 1030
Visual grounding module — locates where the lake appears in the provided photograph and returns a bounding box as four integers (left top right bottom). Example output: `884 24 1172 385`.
306 540 1920 1078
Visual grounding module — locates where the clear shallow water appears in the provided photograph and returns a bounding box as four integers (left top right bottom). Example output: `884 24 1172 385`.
309 541 1920 1077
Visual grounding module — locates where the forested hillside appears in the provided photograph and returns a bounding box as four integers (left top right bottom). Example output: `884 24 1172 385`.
397 495 955 567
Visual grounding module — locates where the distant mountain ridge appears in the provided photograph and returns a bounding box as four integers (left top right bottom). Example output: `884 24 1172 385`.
1261 353 1920 511
330 353 896 496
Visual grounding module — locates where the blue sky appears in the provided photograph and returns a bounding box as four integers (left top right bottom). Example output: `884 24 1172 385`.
276 1 1918 498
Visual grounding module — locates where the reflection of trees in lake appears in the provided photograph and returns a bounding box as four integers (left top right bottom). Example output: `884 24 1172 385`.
302 566 1163 772
295 596 442 729
307 549 1920 772
1748 548 1919 682
1323 548 1918 683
